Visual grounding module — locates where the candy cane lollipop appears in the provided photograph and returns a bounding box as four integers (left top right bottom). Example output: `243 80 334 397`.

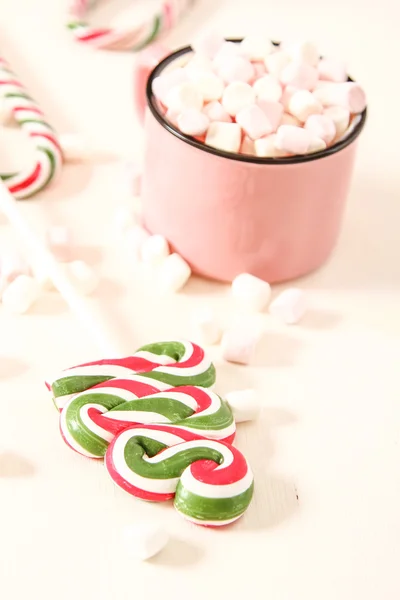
0 57 63 199
105 424 254 526
67 0 196 52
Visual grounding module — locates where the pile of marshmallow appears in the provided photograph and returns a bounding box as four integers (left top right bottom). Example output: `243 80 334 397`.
0 227 99 314
151 33 366 157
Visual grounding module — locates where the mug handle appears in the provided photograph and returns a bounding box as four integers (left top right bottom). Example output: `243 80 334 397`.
134 44 171 123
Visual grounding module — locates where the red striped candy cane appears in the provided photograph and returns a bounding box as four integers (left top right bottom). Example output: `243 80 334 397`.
67 0 196 52
0 57 63 200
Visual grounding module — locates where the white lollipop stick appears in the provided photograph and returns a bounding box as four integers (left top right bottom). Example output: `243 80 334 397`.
0 181 125 356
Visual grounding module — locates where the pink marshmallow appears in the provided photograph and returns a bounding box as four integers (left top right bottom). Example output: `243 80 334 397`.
240 136 255 155
280 85 298 110
252 62 267 80
236 104 273 140
314 82 367 113
191 31 224 59
280 62 318 90
304 114 336 144
177 108 210 136
317 58 347 83
216 55 255 84
275 125 312 155
202 101 232 123
257 100 284 132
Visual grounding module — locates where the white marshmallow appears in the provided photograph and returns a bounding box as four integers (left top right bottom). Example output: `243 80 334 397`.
304 114 336 144
152 68 188 104
253 74 282 102
280 113 301 127
159 253 191 292
191 31 224 59
221 326 262 365
216 55 255 84
205 122 241 153
65 261 99 296
264 50 291 77
185 54 213 74
1 275 39 314
164 82 203 112
307 136 327 153
280 62 318 91
231 273 271 312
275 125 312 155
140 234 170 266
323 106 351 138
225 389 261 422
257 100 284 132
59 134 97 163
124 225 150 259
240 35 274 61
288 90 323 122
189 71 224 101
177 108 210 136
46 226 71 262
192 307 222 345
285 41 319 67
269 288 307 324
236 104 272 140
123 524 169 561
254 134 288 158
317 58 347 83
221 81 256 117
313 82 366 113
213 42 243 66
202 101 231 123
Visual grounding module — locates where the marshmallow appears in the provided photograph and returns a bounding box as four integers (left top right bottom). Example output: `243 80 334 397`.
288 89 323 122
214 42 243 65
191 31 224 59
46 226 71 262
240 136 255 155
152 68 188 104
177 108 210 136
323 106 350 138
253 74 282 102
313 82 366 113
307 136 327 153
164 82 203 112
123 524 169 561
236 104 272 140
285 41 319 67
124 225 150 259
231 273 271 312
202 101 232 123
189 71 224 101
165 108 180 127
159 253 191 292
216 55 255 84
221 81 256 116
205 122 241 153
254 134 288 157
304 114 336 144
264 50 291 77
280 85 298 110
240 35 274 61
65 260 99 296
252 62 267 79
192 307 222 345
185 54 213 74
1 275 39 314
221 326 262 365
140 234 170 266
269 288 307 324
280 112 302 127
275 124 312 155
225 389 261 422
317 58 347 83
257 100 284 132
113 207 136 233
280 62 318 91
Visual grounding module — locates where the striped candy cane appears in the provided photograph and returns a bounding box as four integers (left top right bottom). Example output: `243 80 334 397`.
47 340 216 408
105 424 254 526
67 0 196 52
0 57 63 200
60 381 235 458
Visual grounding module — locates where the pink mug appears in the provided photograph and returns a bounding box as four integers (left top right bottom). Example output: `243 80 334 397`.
134 42 367 283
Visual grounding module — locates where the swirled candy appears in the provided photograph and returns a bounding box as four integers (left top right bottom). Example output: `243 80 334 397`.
105 424 254 526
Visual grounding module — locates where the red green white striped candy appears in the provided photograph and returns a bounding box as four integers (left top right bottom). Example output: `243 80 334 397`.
105 424 254 526
60 381 235 458
0 57 63 199
47 340 216 409
67 0 196 52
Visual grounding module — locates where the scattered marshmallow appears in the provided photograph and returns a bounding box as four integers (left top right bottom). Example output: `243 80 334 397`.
280 62 318 91
225 389 261 422
236 104 272 140
65 260 99 296
288 89 323 122
202 101 231 123
152 68 188 104
307 136 327 153
221 326 262 365
304 114 336 144
231 273 271 312
313 82 366 113
123 524 169 561
1 275 39 314
216 55 255 84
189 71 224 101
164 82 203 112
323 105 350 138
205 122 242 153
177 108 210 136
257 100 284 132
285 41 319 67
254 134 288 158
140 234 170 266
159 253 191 292
192 307 222 345
269 288 307 324
191 31 224 59
253 74 282 102
317 58 347 83
46 226 71 262
125 225 151 259
264 50 291 77
275 124 312 155
240 35 274 61
222 81 256 117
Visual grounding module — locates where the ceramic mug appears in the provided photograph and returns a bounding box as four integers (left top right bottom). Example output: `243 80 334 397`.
134 42 367 283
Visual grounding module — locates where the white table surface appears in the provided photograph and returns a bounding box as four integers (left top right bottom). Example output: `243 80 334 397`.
0 1 399 599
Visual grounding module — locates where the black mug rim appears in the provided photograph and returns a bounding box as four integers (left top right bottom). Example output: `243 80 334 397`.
145 39 367 165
